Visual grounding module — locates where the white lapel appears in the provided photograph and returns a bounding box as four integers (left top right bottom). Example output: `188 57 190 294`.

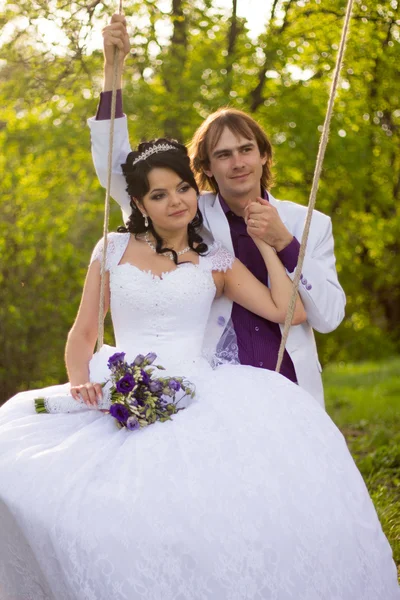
202 193 234 254
268 193 290 228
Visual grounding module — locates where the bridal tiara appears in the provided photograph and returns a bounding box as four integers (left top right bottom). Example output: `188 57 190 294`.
131 143 178 166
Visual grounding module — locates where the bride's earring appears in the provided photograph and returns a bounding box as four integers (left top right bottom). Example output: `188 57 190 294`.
143 214 149 228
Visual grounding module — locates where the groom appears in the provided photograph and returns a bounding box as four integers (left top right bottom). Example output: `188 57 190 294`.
88 15 345 407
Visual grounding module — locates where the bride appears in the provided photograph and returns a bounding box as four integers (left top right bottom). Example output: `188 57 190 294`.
0 140 398 600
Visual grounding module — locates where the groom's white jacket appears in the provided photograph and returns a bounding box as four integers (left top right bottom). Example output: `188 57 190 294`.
88 116 346 407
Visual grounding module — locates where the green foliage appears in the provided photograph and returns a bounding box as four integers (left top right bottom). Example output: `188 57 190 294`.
324 356 400 575
0 0 399 400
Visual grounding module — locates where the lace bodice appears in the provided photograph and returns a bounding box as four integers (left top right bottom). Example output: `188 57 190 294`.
90 233 234 369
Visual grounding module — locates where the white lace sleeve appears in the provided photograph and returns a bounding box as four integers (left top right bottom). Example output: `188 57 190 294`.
90 232 130 271
206 242 235 272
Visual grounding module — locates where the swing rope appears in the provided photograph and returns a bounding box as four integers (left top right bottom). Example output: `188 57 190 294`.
97 0 124 351
275 0 355 373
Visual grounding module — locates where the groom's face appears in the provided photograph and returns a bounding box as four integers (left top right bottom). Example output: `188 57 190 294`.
204 127 267 201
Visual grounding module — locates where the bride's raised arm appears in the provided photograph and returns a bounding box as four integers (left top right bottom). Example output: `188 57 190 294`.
217 238 306 326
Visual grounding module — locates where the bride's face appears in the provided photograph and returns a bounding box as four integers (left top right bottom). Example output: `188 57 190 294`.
140 168 198 233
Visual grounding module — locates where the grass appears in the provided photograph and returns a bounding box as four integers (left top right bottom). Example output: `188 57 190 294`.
324 356 400 579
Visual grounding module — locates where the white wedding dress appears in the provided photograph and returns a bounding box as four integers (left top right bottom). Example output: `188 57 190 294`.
0 232 398 600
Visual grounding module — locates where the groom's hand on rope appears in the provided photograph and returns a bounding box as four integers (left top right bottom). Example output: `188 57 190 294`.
102 14 130 67
245 198 293 252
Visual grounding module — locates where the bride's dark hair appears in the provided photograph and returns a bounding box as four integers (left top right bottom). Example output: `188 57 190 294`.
119 138 208 264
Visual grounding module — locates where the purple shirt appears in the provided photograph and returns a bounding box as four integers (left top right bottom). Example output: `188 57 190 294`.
220 194 300 383
95 92 300 382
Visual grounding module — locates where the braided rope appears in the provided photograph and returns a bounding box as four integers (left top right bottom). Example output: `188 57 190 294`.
275 0 355 373
97 0 124 352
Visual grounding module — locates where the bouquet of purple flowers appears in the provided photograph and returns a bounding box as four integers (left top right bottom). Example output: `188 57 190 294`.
34 351 195 431
105 351 195 430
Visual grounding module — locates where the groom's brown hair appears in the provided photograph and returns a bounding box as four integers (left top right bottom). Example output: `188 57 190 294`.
188 107 274 194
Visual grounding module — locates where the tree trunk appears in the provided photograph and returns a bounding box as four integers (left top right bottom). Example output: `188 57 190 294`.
162 0 188 139
223 0 238 98
249 0 294 112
